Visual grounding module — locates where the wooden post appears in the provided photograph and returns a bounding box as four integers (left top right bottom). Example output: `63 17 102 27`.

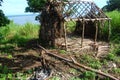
95 20 98 44
81 19 85 48
64 22 68 51
108 20 111 41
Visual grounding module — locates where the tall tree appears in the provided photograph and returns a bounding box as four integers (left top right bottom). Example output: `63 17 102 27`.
0 0 10 27
102 0 120 11
0 0 3 5
26 0 65 47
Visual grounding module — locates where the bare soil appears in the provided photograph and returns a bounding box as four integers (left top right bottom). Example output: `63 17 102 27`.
0 36 120 80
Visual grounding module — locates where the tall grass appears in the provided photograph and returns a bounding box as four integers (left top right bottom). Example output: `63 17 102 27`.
0 22 39 47
0 22 39 39
106 11 120 43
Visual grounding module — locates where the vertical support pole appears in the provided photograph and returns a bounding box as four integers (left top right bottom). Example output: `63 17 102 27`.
64 22 67 51
81 19 85 48
108 20 111 42
95 20 98 44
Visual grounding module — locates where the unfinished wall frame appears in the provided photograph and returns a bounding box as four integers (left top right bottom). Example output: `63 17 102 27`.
49 0 111 50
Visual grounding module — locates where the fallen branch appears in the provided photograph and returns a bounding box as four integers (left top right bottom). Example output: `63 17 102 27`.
37 45 119 80
70 57 119 80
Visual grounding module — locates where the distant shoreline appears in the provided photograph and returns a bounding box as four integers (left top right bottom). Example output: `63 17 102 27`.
7 13 39 17
7 14 39 25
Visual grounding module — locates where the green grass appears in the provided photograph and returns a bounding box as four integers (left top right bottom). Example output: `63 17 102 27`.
0 22 39 79
0 22 39 43
66 21 76 32
50 76 60 80
0 65 32 80
80 54 102 69
106 10 120 43
0 22 39 54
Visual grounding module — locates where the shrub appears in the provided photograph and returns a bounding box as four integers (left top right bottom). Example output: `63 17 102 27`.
0 10 10 27
106 11 120 43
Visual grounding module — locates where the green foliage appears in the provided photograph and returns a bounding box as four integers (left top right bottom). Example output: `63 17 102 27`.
50 76 60 80
112 68 120 74
0 0 3 6
0 0 10 27
0 22 39 54
69 68 78 75
81 54 102 69
105 11 120 43
26 0 47 12
0 65 33 79
99 22 109 40
70 71 97 80
105 45 120 62
0 65 12 74
0 10 10 27
0 22 39 42
82 71 96 80
59 50 66 54
103 0 120 11
106 11 120 34
70 77 81 80
105 53 116 61
26 0 68 12
112 45 120 56
66 21 76 32
0 65 12 80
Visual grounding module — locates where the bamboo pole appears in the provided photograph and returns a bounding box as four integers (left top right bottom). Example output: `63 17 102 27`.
63 22 68 51
108 20 111 42
81 19 85 48
95 20 98 44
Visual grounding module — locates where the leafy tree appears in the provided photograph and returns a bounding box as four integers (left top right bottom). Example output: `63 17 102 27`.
0 0 10 27
102 0 120 11
0 0 2 6
26 0 65 47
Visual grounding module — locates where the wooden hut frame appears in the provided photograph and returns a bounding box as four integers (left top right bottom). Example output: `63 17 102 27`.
52 0 111 50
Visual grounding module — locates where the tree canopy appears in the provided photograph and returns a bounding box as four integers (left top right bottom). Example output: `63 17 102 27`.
25 0 47 12
102 0 120 11
0 0 3 6
0 0 10 27
25 0 68 12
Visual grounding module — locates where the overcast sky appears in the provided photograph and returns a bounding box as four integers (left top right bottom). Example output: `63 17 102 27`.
0 0 108 16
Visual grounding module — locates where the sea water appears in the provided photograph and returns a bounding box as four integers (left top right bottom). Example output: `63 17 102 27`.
7 14 39 25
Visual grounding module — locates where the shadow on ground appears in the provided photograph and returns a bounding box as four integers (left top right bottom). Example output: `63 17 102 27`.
0 38 43 73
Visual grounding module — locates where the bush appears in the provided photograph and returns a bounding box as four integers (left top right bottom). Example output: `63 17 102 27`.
0 10 10 27
106 11 120 43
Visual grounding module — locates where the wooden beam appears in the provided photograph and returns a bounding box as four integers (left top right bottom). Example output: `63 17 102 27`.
108 20 111 41
57 0 94 4
65 18 111 22
81 19 85 47
95 21 98 44
63 23 68 51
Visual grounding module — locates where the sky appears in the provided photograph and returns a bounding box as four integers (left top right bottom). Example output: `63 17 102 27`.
0 0 108 16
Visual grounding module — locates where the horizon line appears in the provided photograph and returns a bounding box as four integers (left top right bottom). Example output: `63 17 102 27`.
7 13 39 17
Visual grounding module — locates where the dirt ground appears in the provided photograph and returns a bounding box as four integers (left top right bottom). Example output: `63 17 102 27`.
0 36 120 80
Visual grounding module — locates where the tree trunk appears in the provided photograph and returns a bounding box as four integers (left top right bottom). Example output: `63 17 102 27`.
39 2 64 47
